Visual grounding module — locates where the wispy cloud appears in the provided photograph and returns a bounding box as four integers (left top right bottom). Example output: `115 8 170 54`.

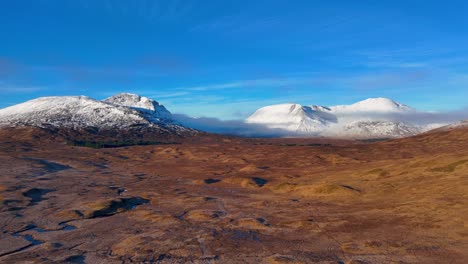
174 76 318 91
0 58 22 78
350 46 468 69
344 70 431 90
171 68 434 93
190 9 363 38
136 54 192 74
0 56 175 87
146 91 191 99
0 85 45 94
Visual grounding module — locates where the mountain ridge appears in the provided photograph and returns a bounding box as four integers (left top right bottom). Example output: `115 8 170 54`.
246 98 445 138
0 94 462 139
0 94 178 128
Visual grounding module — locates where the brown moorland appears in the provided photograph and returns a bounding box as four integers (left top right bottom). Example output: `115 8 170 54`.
0 126 467 263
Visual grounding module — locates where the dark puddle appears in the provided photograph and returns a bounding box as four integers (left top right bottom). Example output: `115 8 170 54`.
109 186 126 196
157 254 171 261
135 173 146 180
16 222 77 234
52 242 63 248
91 197 149 218
24 158 71 173
6 185 24 192
201 255 220 261
0 235 40 257
22 188 55 205
176 211 188 220
73 210 85 218
21 234 43 245
204 178 221 184
231 230 261 242
64 255 86 264
61 224 77 231
88 182 99 187
7 207 23 212
7 228 45 257
85 161 108 169
57 221 78 231
38 177 52 181
3 199 23 211
251 177 268 187
306 143 332 147
211 210 226 218
174 188 187 195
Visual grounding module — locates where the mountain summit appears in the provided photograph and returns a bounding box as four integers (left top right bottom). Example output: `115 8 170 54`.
103 93 172 121
246 103 335 135
330 98 414 113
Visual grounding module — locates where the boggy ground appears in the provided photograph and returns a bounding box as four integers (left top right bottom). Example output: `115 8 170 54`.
0 127 467 263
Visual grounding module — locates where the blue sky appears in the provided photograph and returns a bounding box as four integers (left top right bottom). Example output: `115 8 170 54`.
1 0 468 119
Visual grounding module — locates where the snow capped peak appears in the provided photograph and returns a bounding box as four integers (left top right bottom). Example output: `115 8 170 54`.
310 105 331 112
103 93 159 110
250 103 304 115
331 97 413 113
246 98 423 138
246 103 334 134
103 93 156 111
0 96 147 128
0 93 183 131
103 93 172 120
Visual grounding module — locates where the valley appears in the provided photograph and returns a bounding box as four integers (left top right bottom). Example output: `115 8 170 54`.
0 127 467 263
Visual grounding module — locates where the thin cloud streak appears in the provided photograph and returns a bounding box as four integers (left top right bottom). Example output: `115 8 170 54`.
171 69 432 93
174 77 318 91
172 113 292 137
0 85 44 94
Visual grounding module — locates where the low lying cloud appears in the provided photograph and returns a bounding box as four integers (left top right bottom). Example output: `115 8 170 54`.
173 108 468 137
333 110 468 126
172 114 292 137
406 110 468 125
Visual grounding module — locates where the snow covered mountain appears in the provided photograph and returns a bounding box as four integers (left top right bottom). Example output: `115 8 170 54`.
0 94 455 139
245 103 334 135
330 97 414 113
0 93 186 132
246 98 443 139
